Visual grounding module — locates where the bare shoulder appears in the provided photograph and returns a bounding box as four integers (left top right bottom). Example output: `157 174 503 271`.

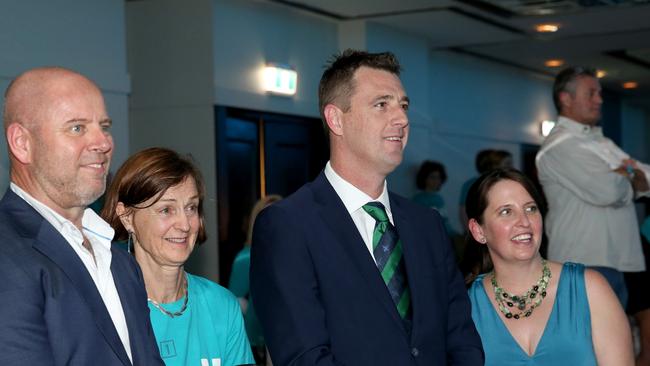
547 260 564 274
582 268 634 365
582 268 619 305
583 268 611 291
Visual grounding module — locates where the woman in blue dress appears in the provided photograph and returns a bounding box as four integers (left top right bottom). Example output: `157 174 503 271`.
464 168 633 365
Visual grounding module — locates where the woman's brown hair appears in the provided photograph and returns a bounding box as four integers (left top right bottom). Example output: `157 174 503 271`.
101 147 207 244
460 168 546 285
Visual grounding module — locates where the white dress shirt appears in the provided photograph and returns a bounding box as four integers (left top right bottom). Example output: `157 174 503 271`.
10 183 133 362
324 161 394 260
536 117 645 271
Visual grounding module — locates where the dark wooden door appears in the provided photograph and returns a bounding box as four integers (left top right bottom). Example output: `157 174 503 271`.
216 107 328 284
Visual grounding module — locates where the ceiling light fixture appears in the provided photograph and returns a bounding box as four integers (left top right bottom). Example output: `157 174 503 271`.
596 70 607 78
535 23 560 33
544 59 564 68
622 81 638 89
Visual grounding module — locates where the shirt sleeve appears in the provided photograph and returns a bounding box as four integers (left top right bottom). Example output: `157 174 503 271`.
224 292 255 366
537 136 633 207
228 251 250 298
636 161 650 198
0 262 56 365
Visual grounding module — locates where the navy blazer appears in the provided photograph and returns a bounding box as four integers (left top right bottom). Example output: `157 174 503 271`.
251 172 483 366
0 189 163 366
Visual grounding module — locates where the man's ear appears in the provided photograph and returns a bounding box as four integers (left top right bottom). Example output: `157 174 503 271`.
116 202 134 233
559 91 572 111
6 123 32 164
324 104 343 136
468 218 487 244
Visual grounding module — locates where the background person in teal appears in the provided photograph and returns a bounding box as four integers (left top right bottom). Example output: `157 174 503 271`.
229 194 282 364
101 147 254 366
412 160 454 236
464 168 632 365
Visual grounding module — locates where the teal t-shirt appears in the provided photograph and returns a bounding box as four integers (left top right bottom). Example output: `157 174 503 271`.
228 247 265 347
149 272 255 366
641 216 650 242
412 191 456 236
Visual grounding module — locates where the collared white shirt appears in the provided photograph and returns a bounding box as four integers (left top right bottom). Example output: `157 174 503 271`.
538 116 650 198
10 183 133 362
535 117 645 271
324 161 393 260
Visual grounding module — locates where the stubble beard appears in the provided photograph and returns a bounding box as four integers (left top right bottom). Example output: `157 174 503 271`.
32 160 108 209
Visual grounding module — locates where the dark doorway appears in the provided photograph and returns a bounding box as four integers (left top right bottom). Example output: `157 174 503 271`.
216 106 329 285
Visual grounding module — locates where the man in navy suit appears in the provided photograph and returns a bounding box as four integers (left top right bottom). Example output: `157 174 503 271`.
0 67 163 365
250 50 483 365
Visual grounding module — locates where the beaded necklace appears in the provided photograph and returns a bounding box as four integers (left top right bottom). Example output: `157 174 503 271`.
148 274 188 318
490 259 551 320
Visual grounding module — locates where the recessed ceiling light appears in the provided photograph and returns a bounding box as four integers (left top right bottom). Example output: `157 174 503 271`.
622 81 638 89
545 59 564 67
596 70 607 78
535 23 560 33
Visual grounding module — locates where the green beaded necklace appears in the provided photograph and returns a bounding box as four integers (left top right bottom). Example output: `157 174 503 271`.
490 259 552 320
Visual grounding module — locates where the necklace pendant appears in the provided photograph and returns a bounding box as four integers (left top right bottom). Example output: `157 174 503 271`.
148 273 190 318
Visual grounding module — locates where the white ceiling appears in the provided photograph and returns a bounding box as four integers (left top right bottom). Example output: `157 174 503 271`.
269 0 650 105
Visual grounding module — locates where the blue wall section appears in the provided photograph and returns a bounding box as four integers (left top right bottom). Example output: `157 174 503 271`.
213 0 338 117
622 102 650 163
429 51 554 144
0 0 130 194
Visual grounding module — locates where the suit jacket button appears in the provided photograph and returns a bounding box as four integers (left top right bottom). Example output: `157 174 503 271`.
411 347 419 357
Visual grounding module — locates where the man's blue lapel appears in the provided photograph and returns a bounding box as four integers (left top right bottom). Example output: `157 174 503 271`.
5 190 132 366
390 194 424 342
111 249 147 366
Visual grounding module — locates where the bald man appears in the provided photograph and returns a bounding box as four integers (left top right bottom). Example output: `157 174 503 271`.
0 68 163 365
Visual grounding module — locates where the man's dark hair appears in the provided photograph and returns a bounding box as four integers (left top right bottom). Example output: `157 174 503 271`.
318 49 401 130
552 66 597 113
475 149 512 173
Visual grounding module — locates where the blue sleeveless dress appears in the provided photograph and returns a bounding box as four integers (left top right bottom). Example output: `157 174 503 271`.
468 262 597 365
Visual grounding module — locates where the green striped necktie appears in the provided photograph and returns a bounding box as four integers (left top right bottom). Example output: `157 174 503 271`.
362 202 411 320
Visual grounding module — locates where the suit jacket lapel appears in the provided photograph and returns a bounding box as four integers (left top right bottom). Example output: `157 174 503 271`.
390 194 422 340
11 194 132 365
311 173 407 333
111 251 146 366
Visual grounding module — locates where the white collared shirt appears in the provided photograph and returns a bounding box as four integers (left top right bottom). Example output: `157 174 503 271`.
535 117 645 271
10 183 133 362
324 161 393 260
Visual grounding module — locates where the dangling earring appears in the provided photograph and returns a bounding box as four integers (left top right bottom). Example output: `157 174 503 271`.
127 231 133 254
